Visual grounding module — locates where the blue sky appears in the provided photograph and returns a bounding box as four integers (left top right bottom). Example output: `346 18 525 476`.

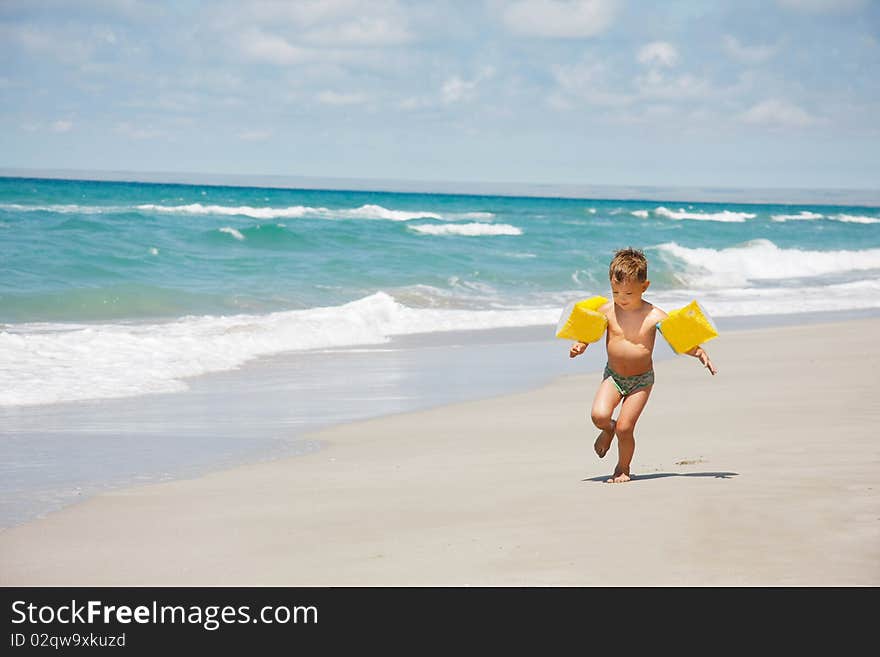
1 0 878 191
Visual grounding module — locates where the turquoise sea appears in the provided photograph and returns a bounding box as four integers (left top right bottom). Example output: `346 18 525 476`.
2 175 879 527
2 175 879 407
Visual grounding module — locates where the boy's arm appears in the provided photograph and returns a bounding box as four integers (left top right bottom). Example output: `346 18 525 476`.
570 302 611 358
685 345 717 375
651 305 715 374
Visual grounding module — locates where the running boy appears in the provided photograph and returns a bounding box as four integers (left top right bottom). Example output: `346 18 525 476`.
569 247 717 483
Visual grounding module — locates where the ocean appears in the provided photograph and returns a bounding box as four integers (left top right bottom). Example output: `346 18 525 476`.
2 176 879 408
1 175 879 526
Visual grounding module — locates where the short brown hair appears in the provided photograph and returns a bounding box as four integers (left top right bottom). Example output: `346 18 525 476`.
609 247 647 283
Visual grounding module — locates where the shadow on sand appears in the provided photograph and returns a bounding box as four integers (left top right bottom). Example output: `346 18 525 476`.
583 471 739 483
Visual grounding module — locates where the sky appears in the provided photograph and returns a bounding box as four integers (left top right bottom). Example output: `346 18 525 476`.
1 0 878 192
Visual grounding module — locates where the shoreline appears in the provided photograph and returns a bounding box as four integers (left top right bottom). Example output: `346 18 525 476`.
1 307 879 531
2 307 879 532
1 315 878 585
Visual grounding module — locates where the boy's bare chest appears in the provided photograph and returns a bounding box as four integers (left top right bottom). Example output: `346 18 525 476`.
608 312 655 344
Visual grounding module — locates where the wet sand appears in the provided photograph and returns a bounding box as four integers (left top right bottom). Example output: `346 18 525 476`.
1 317 878 586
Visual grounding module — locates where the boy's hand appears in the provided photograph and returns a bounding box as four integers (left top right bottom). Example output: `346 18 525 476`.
698 349 717 375
688 346 717 375
569 342 587 358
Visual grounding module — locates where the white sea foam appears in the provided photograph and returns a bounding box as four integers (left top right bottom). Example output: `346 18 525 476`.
4 276 880 407
830 214 880 224
0 203 115 214
543 277 880 320
0 203 105 214
219 227 245 240
336 204 443 221
449 278 497 295
769 211 879 224
0 293 557 407
3 202 493 222
137 203 446 221
654 206 756 222
631 210 649 218
408 223 522 236
655 239 880 287
648 278 880 320
459 212 496 219
770 211 824 222
391 283 503 310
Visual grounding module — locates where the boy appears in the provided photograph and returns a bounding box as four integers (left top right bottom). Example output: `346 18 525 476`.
569 247 717 483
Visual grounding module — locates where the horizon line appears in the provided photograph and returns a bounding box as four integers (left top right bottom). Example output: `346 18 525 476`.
2 166 879 208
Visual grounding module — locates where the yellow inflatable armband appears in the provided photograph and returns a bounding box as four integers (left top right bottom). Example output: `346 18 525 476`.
657 300 718 354
555 296 608 344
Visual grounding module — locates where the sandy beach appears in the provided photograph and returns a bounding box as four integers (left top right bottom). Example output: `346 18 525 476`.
1 316 878 587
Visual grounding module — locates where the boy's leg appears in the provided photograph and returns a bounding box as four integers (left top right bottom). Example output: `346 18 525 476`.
590 377 622 458
607 385 653 483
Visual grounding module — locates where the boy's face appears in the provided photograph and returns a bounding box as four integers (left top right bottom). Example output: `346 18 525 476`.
611 278 649 309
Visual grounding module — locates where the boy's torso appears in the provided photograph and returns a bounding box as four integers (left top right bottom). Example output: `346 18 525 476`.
603 301 659 376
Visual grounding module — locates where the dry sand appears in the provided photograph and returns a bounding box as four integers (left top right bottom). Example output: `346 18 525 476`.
2 318 878 586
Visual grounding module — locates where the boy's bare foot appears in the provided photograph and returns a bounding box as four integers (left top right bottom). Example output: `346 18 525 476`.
593 420 615 458
605 468 631 484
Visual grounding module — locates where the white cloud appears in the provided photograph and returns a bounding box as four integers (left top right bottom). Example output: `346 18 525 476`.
1 0 165 21
739 99 818 127
635 70 710 100
51 120 73 133
238 28 314 65
316 90 369 106
399 66 495 109
441 67 495 104
98 28 118 45
397 96 428 110
222 1 413 49
303 16 412 47
776 0 867 12
238 129 272 141
553 53 711 108
9 25 96 64
637 41 678 68
551 58 633 106
501 0 617 38
442 76 475 104
722 35 777 65
232 0 397 26
114 122 165 139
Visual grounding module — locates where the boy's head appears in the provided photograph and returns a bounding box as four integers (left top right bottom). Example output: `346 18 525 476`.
609 247 649 307
609 247 647 283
